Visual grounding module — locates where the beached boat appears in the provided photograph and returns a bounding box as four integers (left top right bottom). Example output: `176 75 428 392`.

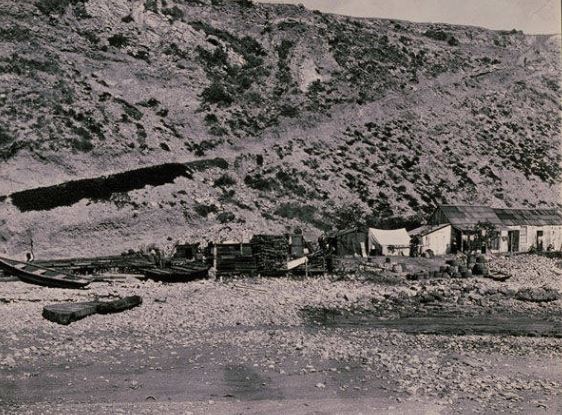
140 262 209 283
0 257 90 289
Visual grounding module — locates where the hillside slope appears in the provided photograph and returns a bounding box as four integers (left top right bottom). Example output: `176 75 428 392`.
0 0 560 258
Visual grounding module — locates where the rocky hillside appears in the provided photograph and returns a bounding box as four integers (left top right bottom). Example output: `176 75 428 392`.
0 0 560 258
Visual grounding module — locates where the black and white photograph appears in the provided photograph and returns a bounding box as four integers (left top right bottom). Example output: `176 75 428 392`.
0 0 561 413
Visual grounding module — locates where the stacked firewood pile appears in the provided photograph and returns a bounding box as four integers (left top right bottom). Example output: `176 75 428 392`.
251 234 289 275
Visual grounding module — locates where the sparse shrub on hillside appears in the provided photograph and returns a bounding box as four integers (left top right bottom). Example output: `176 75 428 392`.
425 29 448 41
110 192 132 209
137 98 160 108
0 125 14 148
201 81 233 107
197 46 229 69
191 139 220 156
279 104 299 118
213 174 237 187
217 211 235 223
544 77 560 92
78 30 99 45
275 169 307 195
0 26 32 42
244 173 276 191
129 49 150 62
331 203 366 230
0 53 60 76
115 99 143 120
275 40 294 95
204 113 227 136
234 0 254 8
194 203 218 217
162 6 184 22
71 1 90 18
366 213 424 231
35 0 83 15
274 203 329 230
144 0 158 13
71 135 94 152
108 34 129 48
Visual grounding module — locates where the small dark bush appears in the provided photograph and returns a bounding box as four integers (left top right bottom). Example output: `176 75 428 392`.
279 104 299 118
116 99 143 120
71 135 94 152
234 0 254 7
0 125 14 147
244 173 275 191
36 0 81 15
194 203 218 217
144 0 158 13
201 82 233 106
0 26 32 42
213 174 237 187
108 33 129 48
138 98 160 108
217 211 235 223
162 6 184 21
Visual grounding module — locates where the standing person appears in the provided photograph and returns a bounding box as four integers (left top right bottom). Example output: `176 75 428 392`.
26 252 34 262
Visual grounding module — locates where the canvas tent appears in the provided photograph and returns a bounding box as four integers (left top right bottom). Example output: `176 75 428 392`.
368 228 411 256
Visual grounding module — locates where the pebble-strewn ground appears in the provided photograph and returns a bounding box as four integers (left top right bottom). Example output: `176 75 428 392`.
0 254 561 414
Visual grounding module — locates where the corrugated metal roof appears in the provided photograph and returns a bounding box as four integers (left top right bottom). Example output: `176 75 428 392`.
494 208 562 226
437 205 503 226
436 205 562 227
409 224 450 237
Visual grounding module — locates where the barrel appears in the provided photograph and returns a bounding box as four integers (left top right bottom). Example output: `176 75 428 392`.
476 255 487 264
472 263 488 275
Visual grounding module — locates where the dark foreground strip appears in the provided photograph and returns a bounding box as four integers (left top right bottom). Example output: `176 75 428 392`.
303 307 562 338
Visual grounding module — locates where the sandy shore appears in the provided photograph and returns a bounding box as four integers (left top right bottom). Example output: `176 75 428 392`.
1 255 561 414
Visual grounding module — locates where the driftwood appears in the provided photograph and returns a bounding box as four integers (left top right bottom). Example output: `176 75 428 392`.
43 296 142 325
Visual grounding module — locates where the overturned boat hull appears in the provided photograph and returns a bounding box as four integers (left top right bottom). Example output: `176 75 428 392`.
0 257 90 289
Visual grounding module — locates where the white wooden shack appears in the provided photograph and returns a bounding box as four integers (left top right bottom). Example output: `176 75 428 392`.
409 224 453 256
428 205 562 254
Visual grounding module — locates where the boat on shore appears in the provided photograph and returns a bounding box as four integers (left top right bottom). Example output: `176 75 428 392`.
0 257 91 289
140 262 209 283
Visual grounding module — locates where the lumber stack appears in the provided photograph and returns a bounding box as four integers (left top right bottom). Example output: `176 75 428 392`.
251 235 289 275
210 243 258 276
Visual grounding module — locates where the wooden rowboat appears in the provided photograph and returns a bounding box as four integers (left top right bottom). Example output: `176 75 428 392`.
0 257 90 289
140 263 209 283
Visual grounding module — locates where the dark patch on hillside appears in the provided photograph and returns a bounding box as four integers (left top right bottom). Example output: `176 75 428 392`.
10 158 229 212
